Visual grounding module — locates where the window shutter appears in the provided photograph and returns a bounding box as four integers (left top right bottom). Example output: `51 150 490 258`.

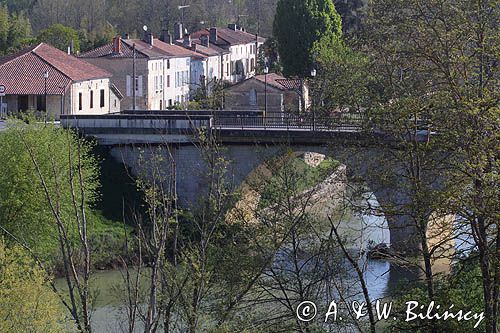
126 75 131 96
137 76 143 96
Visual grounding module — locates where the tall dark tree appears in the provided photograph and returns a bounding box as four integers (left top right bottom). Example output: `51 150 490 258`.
273 0 342 77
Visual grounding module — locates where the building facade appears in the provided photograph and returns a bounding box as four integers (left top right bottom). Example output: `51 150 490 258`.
225 73 309 117
0 43 119 119
191 24 265 84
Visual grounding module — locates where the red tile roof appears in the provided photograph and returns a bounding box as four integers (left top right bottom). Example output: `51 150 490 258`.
0 43 112 95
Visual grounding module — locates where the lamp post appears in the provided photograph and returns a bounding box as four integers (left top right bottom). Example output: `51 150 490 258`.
263 66 268 118
43 70 49 121
310 68 317 131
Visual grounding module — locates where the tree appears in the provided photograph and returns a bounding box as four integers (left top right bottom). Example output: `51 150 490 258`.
363 0 499 331
0 239 66 333
0 119 100 332
37 23 80 52
273 0 342 77
0 6 33 55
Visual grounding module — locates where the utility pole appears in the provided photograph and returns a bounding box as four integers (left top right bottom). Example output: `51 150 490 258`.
132 43 136 111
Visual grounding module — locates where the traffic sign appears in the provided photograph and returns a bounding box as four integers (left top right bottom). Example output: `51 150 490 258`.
0 85 5 96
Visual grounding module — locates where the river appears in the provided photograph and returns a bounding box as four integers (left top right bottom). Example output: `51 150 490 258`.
56 189 427 332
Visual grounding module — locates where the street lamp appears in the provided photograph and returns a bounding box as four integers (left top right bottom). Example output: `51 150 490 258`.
263 66 268 117
310 68 317 131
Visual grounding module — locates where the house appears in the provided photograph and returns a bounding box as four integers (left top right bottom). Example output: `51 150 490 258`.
172 30 230 94
191 24 265 84
225 73 309 117
80 34 208 110
0 43 120 119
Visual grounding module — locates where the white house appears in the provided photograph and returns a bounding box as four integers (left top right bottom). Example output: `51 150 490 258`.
191 24 265 84
80 34 205 110
0 43 120 119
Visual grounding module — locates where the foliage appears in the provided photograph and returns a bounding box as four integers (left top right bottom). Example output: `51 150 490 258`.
0 118 99 261
191 78 226 109
312 38 373 114
390 260 487 332
0 239 66 332
256 37 281 74
0 5 33 55
273 0 342 77
259 156 339 208
363 0 499 331
37 23 80 52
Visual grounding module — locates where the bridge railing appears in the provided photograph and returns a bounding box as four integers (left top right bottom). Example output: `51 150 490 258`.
213 113 365 131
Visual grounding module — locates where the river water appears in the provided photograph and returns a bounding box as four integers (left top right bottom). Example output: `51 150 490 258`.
55 191 423 332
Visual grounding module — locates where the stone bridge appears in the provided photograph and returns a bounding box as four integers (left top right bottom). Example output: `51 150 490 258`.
61 111 439 254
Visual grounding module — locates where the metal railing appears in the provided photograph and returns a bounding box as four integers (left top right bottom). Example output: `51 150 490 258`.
213 113 365 132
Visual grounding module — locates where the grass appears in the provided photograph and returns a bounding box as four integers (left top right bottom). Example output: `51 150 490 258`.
258 156 340 208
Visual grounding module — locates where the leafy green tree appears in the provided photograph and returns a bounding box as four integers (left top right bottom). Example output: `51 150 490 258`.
364 0 499 331
0 6 33 55
37 23 80 52
0 119 99 260
0 239 66 332
273 0 342 77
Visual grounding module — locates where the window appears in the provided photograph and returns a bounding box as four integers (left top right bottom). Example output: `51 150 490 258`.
168 99 172 107
160 100 162 110
78 93 83 110
159 75 163 90
166 59 170 69
167 75 170 88
100 89 105 107
90 90 94 108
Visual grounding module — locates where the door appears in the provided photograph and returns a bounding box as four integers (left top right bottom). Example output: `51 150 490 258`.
18 95 28 111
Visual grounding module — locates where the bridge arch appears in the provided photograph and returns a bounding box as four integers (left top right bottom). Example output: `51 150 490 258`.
110 142 422 254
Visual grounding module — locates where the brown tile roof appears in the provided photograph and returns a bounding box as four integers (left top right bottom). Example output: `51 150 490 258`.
191 40 229 56
191 28 265 48
0 43 112 95
79 41 145 58
255 73 296 91
147 39 206 59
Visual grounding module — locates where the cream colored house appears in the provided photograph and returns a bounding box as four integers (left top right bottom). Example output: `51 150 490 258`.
0 43 121 119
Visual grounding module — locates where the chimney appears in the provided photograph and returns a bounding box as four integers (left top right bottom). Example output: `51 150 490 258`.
143 32 154 46
124 33 130 40
209 27 217 43
160 30 173 44
183 34 192 48
200 35 209 47
174 22 183 41
228 23 237 31
112 36 122 54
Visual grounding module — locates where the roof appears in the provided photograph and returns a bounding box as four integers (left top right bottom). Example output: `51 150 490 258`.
0 43 112 95
79 38 206 60
254 73 297 91
148 39 206 59
191 27 265 48
191 40 230 56
79 41 145 58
